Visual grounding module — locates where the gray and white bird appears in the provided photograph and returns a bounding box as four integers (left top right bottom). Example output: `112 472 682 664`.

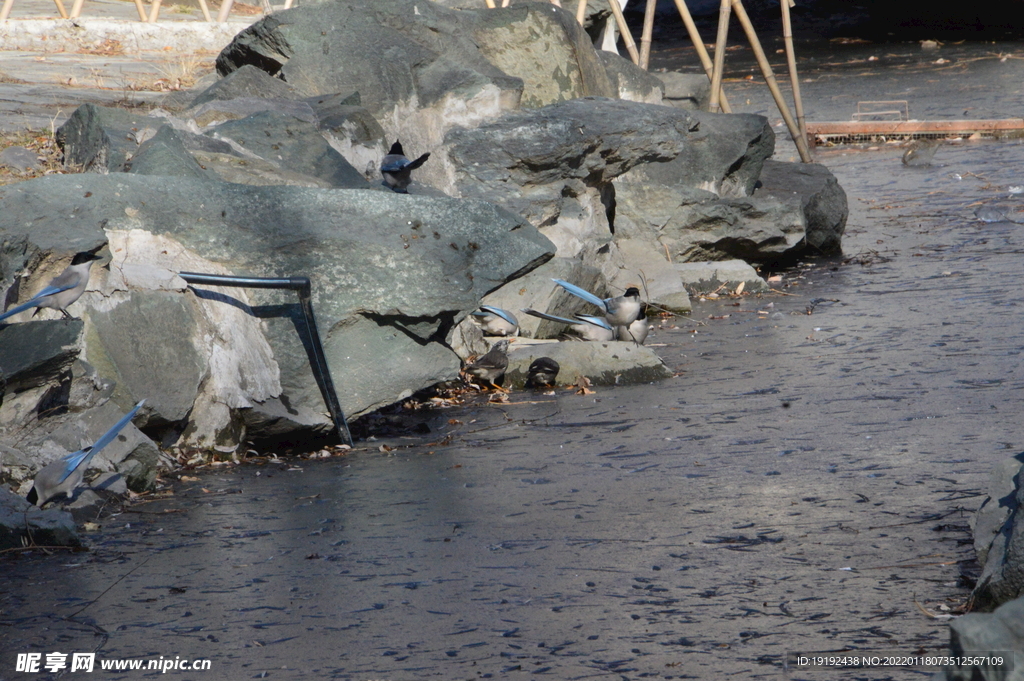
616 302 649 345
0 251 102 323
27 400 145 507
526 357 560 389
551 279 642 327
521 308 615 342
470 305 519 337
464 338 511 391
381 140 430 193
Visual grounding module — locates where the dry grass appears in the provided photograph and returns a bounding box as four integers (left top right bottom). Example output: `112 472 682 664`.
121 54 214 92
0 129 67 188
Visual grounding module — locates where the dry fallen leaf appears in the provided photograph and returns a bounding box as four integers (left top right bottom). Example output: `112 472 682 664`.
574 375 595 395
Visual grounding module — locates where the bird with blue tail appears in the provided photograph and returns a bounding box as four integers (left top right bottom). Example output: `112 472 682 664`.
521 308 615 342
27 400 145 507
0 251 102 323
551 278 642 328
381 140 430 193
470 305 519 337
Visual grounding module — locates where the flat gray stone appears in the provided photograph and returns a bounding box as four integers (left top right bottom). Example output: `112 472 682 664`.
0 145 41 171
506 338 672 388
676 260 770 294
657 71 711 110
0 486 80 549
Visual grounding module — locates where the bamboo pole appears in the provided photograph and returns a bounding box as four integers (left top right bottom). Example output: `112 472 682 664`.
671 0 731 112
0 0 14 21
147 0 162 22
216 0 233 21
575 0 587 24
639 0 657 70
131 0 146 20
780 0 807 145
69 0 84 18
501 0 510 7
484 0 495 8
606 0 640 65
729 0 811 161
53 0 69 18
708 0 731 113
549 0 561 6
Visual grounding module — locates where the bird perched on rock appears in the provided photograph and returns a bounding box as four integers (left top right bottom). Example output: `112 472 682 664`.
521 308 615 342
0 251 102 323
464 338 511 391
470 305 519 337
902 139 940 167
616 302 649 345
381 140 430 193
526 357 560 389
552 279 642 327
27 400 145 507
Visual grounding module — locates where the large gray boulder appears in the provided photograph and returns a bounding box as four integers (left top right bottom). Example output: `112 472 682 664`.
215 0 617 189
56 104 164 173
756 160 848 256
972 454 1024 611
931 595 1024 681
0 320 82 398
0 174 554 447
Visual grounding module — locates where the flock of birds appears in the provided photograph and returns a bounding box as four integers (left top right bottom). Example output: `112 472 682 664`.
463 278 648 392
0 248 146 507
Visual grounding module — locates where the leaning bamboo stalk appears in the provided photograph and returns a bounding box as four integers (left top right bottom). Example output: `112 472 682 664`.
606 0 640 65
501 0 510 7
54 0 69 18
69 0 84 18
780 0 807 145
147 0 162 22
216 0 232 21
0 0 14 21
484 0 496 8
730 0 811 161
708 0 731 113
671 0 731 112
575 0 587 24
131 0 146 20
639 0 657 70
549 0 561 6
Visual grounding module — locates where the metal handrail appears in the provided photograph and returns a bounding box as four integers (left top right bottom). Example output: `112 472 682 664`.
179 271 353 446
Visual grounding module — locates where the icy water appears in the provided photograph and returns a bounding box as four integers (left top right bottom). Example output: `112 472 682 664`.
4 40 1024 681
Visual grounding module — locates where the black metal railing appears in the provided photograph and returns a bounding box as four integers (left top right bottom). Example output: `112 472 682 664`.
178 272 353 446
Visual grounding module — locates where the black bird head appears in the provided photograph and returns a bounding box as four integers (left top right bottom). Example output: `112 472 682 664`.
623 286 641 298
70 252 103 266
388 140 405 156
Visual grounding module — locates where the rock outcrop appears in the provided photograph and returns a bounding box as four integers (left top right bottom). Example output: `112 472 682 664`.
972 454 1024 610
